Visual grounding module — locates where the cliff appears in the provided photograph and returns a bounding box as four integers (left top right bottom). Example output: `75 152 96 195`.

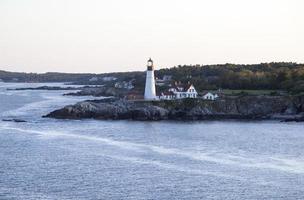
44 96 304 121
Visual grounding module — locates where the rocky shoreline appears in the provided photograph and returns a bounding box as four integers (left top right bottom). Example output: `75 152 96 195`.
44 95 304 122
7 85 101 91
63 87 128 97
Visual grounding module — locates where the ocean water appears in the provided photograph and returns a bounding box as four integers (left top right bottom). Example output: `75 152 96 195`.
0 83 303 200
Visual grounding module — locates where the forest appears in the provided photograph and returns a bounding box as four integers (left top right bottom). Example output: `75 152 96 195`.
155 62 304 94
1 62 304 94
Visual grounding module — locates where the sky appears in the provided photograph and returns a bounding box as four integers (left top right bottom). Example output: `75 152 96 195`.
0 0 303 73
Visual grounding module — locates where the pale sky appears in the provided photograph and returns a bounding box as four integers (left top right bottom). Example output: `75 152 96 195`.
0 0 303 73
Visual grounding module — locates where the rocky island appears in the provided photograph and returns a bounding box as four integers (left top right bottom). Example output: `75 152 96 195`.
44 95 304 122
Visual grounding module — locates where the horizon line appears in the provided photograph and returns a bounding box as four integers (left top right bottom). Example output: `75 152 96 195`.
1 61 302 74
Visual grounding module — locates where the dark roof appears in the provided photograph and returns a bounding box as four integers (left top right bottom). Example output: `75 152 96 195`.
184 84 193 91
172 84 193 92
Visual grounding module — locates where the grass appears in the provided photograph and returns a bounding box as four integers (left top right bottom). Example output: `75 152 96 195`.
202 89 285 96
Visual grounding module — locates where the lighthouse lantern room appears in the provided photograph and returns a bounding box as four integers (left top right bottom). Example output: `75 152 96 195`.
144 58 157 100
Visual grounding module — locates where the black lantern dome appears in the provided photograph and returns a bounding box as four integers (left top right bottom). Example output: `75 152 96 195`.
147 58 154 71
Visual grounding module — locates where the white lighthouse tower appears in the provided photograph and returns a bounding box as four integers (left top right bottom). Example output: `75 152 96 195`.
144 58 157 100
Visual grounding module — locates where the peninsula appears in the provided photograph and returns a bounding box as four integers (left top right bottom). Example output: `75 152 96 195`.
43 59 304 122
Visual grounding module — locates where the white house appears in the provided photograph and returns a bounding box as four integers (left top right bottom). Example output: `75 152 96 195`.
159 83 198 100
89 77 98 82
159 91 175 100
162 75 172 81
155 78 166 86
102 76 117 82
202 92 219 100
115 80 134 90
170 84 198 99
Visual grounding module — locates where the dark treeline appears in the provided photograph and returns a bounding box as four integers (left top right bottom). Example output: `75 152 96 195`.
1 62 304 93
156 62 304 93
0 70 143 84
0 71 93 83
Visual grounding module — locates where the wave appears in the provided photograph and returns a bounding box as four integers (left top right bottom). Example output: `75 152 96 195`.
2 124 251 186
1 124 304 174
1 90 104 117
0 125 142 151
1 96 64 117
101 154 236 179
1 92 82 117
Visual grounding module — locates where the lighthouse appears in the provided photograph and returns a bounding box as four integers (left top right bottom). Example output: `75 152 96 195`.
144 58 157 100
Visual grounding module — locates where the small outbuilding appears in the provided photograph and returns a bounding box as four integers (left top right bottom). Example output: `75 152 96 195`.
202 92 219 100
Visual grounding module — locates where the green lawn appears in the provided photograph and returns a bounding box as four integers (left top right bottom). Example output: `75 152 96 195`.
202 89 285 95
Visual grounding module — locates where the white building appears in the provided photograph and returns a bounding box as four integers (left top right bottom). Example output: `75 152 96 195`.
144 58 157 100
155 78 166 86
115 81 134 90
159 83 198 100
162 75 172 81
202 92 219 100
102 76 117 82
156 75 172 86
89 77 98 82
159 91 175 100
169 84 198 99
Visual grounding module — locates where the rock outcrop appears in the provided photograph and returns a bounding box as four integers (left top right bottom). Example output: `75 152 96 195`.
8 86 85 91
2 118 27 123
44 96 304 121
45 98 168 120
64 87 128 97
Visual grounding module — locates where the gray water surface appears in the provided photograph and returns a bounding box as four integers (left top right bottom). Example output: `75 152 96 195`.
0 83 303 200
